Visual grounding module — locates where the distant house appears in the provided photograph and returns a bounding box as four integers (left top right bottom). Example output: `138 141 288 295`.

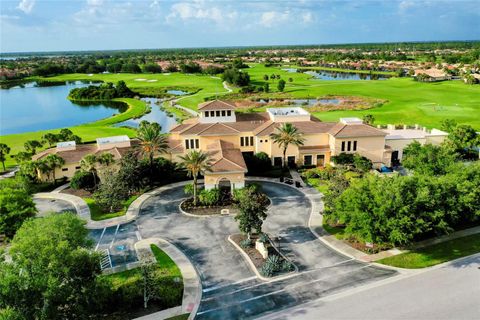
413 68 451 82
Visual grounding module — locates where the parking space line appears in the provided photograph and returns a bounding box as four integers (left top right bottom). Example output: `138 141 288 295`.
109 224 120 248
95 227 106 251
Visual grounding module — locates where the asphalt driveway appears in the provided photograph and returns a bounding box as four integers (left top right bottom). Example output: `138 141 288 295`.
136 181 397 319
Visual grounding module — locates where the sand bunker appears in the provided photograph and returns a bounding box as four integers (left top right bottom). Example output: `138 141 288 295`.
134 78 147 81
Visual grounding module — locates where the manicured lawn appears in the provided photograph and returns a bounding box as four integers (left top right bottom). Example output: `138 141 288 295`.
377 233 480 268
103 244 183 315
322 223 346 240
85 194 139 221
246 64 480 129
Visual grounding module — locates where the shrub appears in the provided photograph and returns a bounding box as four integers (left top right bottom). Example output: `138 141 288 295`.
281 260 294 272
70 170 97 190
198 188 220 206
240 238 253 249
258 233 269 243
260 255 285 277
184 183 194 196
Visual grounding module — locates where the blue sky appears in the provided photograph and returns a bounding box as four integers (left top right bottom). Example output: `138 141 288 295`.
1 0 479 53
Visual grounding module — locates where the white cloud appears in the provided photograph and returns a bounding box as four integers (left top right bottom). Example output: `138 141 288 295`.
302 12 314 24
17 0 35 14
167 2 232 24
260 11 290 28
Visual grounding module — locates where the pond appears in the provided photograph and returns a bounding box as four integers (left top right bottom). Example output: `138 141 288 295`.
304 70 389 80
0 81 127 135
114 97 178 133
166 89 189 95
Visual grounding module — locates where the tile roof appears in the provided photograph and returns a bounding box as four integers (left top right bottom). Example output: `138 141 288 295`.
206 140 247 173
198 100 237 111
254 118 336 136
328 123 387 138
32 140 140 164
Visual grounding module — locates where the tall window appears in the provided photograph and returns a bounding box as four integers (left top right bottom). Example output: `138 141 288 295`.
216 111 221 117
353 141 357 151
240 136 254 147
347 141 351 151
222 110 226 116
341 141 345 152
185 139 199 150
205 111 209 117
227 110 232 116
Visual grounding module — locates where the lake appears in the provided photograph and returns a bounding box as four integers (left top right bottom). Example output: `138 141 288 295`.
114 97 178 133
304 70 389 80
0 81 127 135
0 82 177 135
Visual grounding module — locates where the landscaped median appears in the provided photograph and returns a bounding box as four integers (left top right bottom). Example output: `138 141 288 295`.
229 233 297 280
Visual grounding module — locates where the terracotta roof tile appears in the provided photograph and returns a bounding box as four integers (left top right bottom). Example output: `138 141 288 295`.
206 140 247 173
329 123 387 138
198 100 236 111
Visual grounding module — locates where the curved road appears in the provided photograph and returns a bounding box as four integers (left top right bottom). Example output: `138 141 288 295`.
136 181 396 319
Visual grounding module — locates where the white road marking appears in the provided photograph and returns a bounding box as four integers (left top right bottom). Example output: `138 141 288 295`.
109 224 120 248
135 231 142 240
203 276 257 293
95 227 106 251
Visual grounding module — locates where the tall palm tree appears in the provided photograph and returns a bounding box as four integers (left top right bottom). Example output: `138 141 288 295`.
0 143 11 172
178 150 211 206
137 121 169 169
44 154 65 183
270 123 305 169
80 154 98 187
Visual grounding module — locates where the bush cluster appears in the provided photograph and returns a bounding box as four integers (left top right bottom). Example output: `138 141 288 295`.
69 81 135 100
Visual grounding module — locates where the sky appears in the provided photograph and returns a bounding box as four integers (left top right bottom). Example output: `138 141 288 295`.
1 0 479 53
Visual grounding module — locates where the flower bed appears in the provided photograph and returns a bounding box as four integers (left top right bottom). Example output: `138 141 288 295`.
230 233 295 278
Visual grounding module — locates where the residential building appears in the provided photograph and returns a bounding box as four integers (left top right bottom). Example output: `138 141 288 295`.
31 100 448 188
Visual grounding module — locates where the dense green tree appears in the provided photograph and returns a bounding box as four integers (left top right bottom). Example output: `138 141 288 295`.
12 151 32 164
263 74 269 81
178 150 211 206
0 214 103 319
402 142 457 175
143 63 162 73
0 187 36 238
222 68 250 86
41 133 59 147
23 140 43 154
270 123 305 168
93 169 130 212
443 124 479 159
277 79 286 92
263 83 270 92
0 143 10 172
234 186 269 240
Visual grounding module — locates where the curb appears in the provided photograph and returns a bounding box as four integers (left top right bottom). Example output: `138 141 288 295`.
133 238 203 320
227 235 298 282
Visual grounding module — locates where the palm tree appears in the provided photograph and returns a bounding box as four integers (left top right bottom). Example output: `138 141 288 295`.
178 150 211 206
44 154 65 183
137 121 169 169
24 140 43 155
270 123 305 169
80 154 98 187
42 133 59 148
0 143 11 172
97 153 115 167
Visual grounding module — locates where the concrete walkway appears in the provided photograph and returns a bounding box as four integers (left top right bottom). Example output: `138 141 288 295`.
134 238 202 320
288 168 306 187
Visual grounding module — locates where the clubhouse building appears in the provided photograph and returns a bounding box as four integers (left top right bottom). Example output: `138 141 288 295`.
33 100 448 188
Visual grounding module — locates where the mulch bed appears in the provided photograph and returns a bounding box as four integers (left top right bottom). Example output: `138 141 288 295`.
231 234 265 268
181 202 239 216
61 187 92 198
